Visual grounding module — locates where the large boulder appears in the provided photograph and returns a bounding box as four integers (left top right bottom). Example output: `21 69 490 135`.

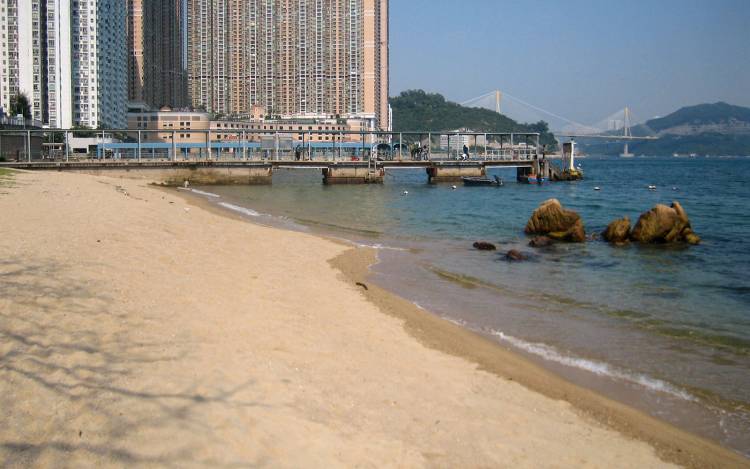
602 217 631 244
525 199 586 243
631 201 701 245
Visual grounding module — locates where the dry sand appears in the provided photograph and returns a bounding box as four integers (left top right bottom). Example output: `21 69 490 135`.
0 170 744 468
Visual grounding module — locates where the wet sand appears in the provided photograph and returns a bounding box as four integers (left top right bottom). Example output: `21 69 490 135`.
0 170 745 468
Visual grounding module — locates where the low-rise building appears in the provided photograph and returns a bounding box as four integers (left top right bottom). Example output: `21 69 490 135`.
127 105 210 144
127 106 379 146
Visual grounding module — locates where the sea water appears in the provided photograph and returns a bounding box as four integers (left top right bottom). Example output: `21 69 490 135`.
197 156 750 456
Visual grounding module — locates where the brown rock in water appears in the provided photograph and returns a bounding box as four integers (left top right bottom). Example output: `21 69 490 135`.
529 236 553 248
683 228 702 245
525 199 586 243
473 241 497 251
631 201 700 245
549 219 586 243
602 217 631 244
504 249 527 262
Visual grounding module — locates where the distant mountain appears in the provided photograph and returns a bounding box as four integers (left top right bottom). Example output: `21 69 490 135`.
638 102 750 136
587 102 750 156
389 90 557 146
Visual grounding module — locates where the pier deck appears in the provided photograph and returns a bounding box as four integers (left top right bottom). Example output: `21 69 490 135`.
1 158 543 185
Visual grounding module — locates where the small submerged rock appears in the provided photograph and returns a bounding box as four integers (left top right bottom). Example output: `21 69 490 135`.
473 241 497 251
504 249 528 262
528 236 553 248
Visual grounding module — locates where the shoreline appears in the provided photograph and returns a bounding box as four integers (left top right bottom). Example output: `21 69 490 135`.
331 248 747 468
172 183 745 468
0 170 745 467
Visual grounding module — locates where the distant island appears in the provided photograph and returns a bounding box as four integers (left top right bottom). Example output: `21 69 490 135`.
588 102 750 156
390 90 558 147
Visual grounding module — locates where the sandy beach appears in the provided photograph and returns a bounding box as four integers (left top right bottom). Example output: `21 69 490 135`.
0 170 745 468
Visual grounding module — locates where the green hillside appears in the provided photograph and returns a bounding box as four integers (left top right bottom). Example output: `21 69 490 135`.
389 90 556 146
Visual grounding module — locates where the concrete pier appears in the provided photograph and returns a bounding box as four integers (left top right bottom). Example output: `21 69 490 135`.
3 158 545 186
322 165 385 184
426 165 485 184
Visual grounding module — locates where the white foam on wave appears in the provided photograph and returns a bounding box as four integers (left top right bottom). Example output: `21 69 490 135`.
218 202 261 217
177 187 221 198
490 330 696 402
190 188 221 198
354 242 407 252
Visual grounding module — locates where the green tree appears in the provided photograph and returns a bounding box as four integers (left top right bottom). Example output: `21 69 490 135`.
10 93 31 119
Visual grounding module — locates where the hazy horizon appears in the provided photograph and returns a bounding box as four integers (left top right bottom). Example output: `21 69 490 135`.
391 0 750 126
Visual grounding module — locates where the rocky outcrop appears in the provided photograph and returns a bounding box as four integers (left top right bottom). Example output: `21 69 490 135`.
630 201 701 245
602 217 631 244
473 241 497 251
525 199 586 243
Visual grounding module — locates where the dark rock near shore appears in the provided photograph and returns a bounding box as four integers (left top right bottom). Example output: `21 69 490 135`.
504 249 528 262
528 236 553 248
602 217 631 244
473 241 497 251
525 198 586 243
631 201 701 245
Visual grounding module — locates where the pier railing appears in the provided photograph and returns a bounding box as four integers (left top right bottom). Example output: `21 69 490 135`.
0 129 540 164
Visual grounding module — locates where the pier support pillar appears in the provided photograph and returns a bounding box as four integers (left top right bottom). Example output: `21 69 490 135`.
517 166 532 182
322 166 385 184
426 165 485 184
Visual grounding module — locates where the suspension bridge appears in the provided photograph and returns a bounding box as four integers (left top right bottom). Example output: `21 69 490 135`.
461 90 657 157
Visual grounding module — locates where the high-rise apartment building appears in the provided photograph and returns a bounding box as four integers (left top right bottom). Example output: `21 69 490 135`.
0 0 127 128
127 0 145 103
74 0 128 128
186 0 389 130
127 0 187 108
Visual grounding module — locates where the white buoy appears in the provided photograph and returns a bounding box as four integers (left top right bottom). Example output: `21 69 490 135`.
672 187 678 191
451 185 457 190
648 185 657 191
403 190 409 196
594 186 601 191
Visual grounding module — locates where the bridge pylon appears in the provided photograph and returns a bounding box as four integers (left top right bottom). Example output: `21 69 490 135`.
621 106 635 157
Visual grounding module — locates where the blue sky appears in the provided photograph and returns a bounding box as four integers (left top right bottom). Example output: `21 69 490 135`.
390 0 750 126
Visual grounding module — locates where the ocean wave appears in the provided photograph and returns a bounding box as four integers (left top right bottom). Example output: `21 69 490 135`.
489 330 696 402
177 187 221 198
355 242 407 251
294 218 384 237
218 202 261 217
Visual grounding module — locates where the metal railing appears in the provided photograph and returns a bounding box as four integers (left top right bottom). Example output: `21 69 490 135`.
0 129 541 164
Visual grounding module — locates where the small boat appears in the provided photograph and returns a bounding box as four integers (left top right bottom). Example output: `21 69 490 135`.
518 174 548 184
462 175 504 187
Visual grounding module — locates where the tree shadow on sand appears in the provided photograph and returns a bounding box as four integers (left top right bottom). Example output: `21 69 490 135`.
0 257 269 467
